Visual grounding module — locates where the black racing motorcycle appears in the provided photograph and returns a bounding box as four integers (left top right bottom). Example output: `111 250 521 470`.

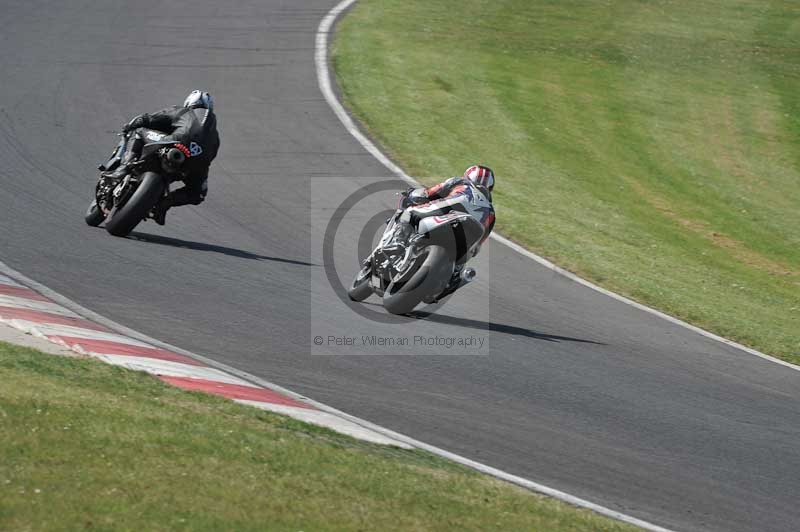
347 187 490 314
85 130 187 237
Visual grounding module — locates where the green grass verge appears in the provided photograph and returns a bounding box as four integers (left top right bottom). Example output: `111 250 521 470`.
0 342 640 531
331 0 800 363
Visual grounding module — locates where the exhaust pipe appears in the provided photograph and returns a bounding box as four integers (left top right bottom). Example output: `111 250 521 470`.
424 267 477 305
461 267 477 283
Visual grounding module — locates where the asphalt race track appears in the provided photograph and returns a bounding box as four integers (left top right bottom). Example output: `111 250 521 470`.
1 2 799 531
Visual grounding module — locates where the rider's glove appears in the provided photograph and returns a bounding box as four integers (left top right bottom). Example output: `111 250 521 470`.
122 115 144 133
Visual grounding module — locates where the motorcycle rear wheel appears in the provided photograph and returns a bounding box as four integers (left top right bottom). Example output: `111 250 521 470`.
105 172 164 237
382 245 454 315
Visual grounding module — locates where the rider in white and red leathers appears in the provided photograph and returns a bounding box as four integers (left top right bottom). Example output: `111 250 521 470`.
398 164 496 250
395 165 496 299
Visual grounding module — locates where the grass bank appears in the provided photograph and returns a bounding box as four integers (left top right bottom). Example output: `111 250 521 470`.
332 0 800 363
0 342 639 531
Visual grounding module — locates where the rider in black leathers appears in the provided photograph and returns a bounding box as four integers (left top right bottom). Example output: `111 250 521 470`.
107 90 220 225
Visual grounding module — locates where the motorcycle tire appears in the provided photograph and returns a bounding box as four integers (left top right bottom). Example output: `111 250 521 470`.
105 172 164 237
84 200 106 227
347 266 373 302
383 244 454 315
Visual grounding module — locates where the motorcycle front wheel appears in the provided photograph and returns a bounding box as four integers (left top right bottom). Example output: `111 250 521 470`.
84 200 106 227
347 266 373 302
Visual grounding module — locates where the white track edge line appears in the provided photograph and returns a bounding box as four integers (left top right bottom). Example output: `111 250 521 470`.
315 0 798 376
2 261 671 532
0 260 409 448
0 275 24 287
316 2 678 532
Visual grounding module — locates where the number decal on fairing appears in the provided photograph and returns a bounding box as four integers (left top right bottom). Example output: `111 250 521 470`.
189 142 203 156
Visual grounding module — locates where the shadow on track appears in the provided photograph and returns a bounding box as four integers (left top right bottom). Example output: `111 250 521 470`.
128 231 318 267
410 310 605 345
359 301 603 345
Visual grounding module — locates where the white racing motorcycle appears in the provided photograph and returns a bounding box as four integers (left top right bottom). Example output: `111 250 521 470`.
348 186 493 314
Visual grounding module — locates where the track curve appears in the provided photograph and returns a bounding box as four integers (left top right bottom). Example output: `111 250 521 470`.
1 2 799 531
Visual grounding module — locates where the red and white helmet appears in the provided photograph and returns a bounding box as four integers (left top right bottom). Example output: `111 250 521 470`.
463 165 495 192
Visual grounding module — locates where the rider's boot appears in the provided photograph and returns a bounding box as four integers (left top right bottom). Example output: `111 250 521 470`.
151 196 173 226
423 267 476 304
